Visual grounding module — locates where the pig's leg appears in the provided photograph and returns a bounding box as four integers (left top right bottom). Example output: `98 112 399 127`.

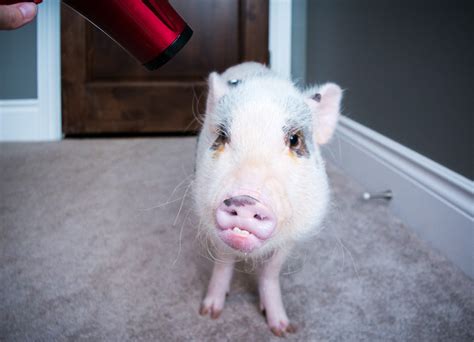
199 250 235 319
258 248 296 337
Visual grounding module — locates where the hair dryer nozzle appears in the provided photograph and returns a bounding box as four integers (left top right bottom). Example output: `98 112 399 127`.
144 25 193 70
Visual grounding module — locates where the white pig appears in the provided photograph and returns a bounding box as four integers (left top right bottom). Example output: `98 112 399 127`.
193 62 342 336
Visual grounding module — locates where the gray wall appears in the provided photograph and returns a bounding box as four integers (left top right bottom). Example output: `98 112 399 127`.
0 18 37 99
306 0 473 179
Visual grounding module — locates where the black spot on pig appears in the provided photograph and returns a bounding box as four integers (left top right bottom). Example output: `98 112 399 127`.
312 93 322 102
224 196 257 207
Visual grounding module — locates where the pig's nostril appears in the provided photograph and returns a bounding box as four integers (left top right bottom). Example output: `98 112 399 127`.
254 214 265 220
230 210 238 216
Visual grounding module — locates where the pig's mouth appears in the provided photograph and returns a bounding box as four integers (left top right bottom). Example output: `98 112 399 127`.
217 227 264 253
215 195 277 253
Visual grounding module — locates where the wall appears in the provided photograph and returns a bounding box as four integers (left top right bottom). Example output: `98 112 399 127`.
0 19 37 100
306 0 473 179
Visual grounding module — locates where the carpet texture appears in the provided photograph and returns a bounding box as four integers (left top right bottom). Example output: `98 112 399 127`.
0 138 473 341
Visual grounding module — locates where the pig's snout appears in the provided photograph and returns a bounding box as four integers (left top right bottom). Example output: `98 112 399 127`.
215 195 276 253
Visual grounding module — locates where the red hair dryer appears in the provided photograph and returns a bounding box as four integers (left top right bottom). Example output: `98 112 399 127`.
1 0 193 70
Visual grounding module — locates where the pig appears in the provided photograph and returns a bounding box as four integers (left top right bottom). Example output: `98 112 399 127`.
193 62 342 336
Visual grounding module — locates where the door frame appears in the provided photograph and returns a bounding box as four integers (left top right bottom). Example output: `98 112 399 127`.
37 0 62 141
28 0 292 141
269 0 293 79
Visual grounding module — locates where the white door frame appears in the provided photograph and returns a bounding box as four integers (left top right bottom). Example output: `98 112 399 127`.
36 0 62 141
269 0 293 78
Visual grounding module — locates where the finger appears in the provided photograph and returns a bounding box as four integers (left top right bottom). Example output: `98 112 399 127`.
0 3 37 30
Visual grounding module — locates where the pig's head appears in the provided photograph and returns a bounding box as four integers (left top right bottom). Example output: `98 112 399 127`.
194 64 342 258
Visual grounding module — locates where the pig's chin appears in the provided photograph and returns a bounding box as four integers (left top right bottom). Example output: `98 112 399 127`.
217 229 264 253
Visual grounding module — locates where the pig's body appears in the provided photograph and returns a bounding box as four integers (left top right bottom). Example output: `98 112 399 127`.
193 62 342 336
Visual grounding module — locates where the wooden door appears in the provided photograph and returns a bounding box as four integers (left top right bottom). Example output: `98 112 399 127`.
61 0 269 136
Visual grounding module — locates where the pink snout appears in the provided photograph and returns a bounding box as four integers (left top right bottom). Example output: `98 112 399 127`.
215 195 276 252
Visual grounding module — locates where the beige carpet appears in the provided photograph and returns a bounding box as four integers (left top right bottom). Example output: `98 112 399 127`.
0 138 473 341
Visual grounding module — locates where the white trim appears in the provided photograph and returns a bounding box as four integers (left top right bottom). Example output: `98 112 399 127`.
0 99 40 141
36 0 62 140
269 0 292 78
324 116 474 277
337 117 473 218
0 1 61 142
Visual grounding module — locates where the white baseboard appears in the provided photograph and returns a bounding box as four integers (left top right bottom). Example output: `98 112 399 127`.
324 116 473 278
0 99 42 141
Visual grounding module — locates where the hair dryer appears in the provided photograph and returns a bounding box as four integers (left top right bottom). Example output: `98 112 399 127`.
1 0 193 70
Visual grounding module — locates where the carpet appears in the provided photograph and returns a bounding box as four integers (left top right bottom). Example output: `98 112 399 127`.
0 138 472 341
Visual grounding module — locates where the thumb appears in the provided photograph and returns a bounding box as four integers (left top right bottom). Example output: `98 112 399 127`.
0 3 37 30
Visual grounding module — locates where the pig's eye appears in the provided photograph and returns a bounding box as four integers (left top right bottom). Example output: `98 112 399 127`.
286 130 309 157
289 133 301 149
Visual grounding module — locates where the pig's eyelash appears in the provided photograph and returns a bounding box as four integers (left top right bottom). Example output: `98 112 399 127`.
216 125 230 141
210 124 230 151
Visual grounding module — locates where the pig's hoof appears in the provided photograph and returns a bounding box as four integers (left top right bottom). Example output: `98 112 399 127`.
199 303 222 319
270 322 297 337
199 297 224 319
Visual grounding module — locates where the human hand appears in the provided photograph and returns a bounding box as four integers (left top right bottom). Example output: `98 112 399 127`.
0 2 37 30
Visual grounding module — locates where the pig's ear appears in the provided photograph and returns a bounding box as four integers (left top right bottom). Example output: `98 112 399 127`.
305 83 343 145
206 72 229 114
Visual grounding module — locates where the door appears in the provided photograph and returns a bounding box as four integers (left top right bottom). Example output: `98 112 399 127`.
61 0 269 135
